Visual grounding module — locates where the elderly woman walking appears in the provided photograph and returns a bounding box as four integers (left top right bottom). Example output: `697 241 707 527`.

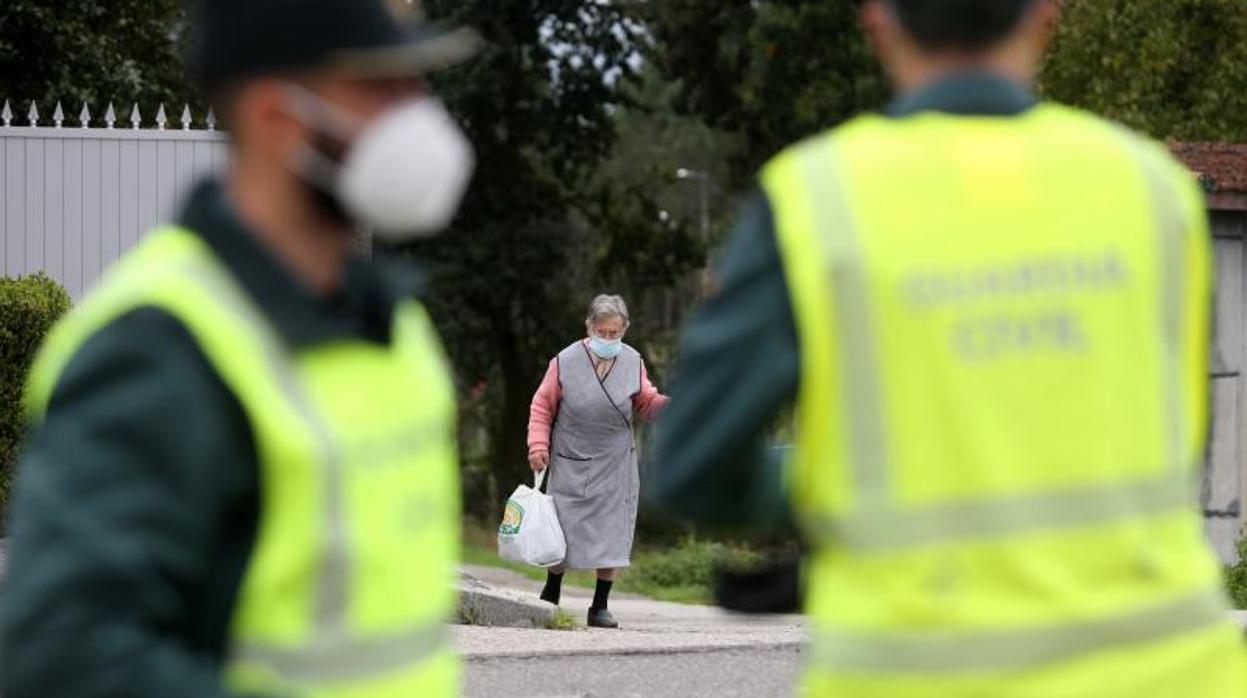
527 294 668 628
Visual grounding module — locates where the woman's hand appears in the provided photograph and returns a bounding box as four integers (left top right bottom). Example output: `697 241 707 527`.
529 450 550 473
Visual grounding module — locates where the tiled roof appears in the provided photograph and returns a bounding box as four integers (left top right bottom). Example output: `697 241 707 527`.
1170 143 1247 211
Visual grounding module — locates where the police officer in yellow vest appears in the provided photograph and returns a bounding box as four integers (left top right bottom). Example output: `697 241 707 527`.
650 1 1247 696
0 2 480 696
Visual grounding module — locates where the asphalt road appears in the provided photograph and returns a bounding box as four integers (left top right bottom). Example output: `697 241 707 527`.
464 645 804 698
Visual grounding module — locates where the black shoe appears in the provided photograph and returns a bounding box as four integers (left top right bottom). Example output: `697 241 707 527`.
539 588 560 605
587 607 618 629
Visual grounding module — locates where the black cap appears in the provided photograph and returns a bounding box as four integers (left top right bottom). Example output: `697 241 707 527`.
187 0 481 88
888 0 1037 51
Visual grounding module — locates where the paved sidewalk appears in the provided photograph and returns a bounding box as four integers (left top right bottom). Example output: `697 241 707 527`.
465 645 803 698
454 564 806 660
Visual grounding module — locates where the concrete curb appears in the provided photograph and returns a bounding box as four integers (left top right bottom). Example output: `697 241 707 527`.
461 641 806 662
457 570 558 629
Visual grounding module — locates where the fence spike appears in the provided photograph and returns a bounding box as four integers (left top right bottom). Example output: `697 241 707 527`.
1 100 11 127
180 104 192 130
130 103 142 129
206 108 217 131
28 101 39 126
53 101 65 128
156 103 168 130
104 102 117 129
79 102 91 128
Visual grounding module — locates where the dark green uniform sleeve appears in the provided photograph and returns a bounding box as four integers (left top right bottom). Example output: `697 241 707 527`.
0 309 260 698
647 191 799 533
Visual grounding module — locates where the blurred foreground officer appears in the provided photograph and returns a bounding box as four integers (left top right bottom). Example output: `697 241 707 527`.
650 1 1247 696
0 1 479 696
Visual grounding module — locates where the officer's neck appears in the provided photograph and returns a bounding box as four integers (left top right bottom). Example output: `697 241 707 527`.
227 166 350 295
893 52 1035 96
889 31 1040 96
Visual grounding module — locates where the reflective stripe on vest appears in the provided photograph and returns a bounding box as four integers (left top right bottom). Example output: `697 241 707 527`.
26 227 459 695
232 623 449 684
808 586 1227 674
171 257 357 636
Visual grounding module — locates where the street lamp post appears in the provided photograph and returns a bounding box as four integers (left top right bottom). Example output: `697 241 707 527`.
676 167 710 243
676 168 715 298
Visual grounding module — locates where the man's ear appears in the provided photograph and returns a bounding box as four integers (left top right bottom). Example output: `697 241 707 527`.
860 0 906 84
234 79 309 159
1021 0 1062 67
860 0 891 58
1035 0 1062 44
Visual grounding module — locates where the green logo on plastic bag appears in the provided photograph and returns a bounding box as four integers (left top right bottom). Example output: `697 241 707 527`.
499 499 525 536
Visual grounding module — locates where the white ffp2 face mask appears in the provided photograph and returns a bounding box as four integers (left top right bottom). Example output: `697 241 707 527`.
338 98 476 240
286 87 476 241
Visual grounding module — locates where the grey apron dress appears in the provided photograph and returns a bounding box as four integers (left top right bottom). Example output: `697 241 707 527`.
548 340 641 570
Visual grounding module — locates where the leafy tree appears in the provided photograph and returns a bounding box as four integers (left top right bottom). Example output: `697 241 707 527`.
584 66 735 336
0 1 196 120
1040 0 1247 142
635 0 1247 187
627 1 888 189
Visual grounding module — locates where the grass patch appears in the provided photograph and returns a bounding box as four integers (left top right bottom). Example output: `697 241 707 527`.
457 602 486 627
624 536 762 604
463 519 762 605
546 608 579 631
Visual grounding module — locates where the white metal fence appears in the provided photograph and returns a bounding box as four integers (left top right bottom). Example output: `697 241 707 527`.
0 100 228 299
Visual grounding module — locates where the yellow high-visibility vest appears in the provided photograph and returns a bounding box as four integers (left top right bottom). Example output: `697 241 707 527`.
762 103 1247 697
27 227 461 697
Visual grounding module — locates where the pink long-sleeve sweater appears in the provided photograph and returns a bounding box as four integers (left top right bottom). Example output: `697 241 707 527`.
527 344 669 455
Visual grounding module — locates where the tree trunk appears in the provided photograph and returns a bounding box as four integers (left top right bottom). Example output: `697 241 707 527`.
489 326 536 519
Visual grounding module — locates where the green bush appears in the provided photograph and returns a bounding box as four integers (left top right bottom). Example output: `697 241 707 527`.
1226 533 1247 610
624 536 764 603
1 273 72 515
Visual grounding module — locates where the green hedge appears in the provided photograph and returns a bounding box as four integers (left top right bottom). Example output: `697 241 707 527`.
1226 533 1247 610
1 273 72 515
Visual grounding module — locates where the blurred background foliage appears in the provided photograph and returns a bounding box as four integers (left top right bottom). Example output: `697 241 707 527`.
3 0 1245 538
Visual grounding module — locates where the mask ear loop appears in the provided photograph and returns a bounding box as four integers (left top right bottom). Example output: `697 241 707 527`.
289 143 341 194
277 85 377 230
279 83 366 198
281 82 366 142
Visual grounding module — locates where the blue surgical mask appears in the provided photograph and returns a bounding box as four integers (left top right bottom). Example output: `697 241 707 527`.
589 336 623 359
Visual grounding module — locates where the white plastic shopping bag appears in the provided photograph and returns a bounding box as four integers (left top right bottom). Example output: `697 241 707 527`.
497 469 566 568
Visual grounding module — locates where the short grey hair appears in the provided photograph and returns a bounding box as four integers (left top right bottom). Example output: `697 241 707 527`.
585 294 630 328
